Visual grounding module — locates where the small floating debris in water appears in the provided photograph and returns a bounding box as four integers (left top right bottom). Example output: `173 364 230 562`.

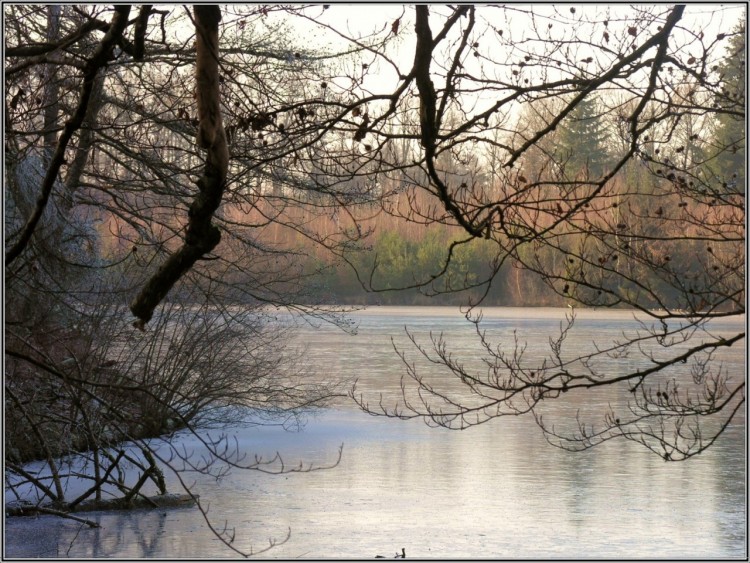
375 547 405 558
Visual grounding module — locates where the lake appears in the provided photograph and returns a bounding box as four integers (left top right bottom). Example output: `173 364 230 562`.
4 307 746 558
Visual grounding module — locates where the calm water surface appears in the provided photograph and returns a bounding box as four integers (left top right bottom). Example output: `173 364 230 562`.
5 307 746 559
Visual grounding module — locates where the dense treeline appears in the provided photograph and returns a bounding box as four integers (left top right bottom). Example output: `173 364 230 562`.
249 158 739 309
4 6 744 555
90 148 741 310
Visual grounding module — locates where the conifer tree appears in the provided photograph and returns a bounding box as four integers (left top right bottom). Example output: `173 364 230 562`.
711 21 745 190
557 95 611 179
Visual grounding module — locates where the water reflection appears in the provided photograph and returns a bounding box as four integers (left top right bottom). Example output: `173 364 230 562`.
7 412 745 559
5 307 745 559
4 509 177 558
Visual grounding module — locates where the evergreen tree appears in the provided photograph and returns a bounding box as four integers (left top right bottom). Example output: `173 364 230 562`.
711 22 745 190
557 95 611 179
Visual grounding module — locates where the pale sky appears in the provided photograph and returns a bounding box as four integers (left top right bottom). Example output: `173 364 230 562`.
283 3 746 90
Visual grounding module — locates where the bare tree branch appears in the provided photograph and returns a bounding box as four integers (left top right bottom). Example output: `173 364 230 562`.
5 5 131 266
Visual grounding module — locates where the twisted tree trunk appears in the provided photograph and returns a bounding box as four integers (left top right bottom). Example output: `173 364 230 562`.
130 5 229 328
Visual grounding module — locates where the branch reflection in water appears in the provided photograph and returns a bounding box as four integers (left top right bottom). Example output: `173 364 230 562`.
5 307 745 559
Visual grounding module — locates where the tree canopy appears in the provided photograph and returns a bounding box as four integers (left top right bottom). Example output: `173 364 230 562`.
4 3 745 555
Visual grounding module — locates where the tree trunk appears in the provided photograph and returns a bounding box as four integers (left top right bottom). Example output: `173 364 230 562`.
130 6 229 328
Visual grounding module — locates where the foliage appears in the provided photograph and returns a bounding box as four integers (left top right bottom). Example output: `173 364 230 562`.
710 21 745 188
556 95 612 179
3 4 745 556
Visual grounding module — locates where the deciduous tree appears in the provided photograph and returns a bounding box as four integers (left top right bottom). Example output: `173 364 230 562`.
4 4 745 557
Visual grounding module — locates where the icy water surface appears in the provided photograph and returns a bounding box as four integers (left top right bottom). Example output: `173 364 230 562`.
5 307 746 558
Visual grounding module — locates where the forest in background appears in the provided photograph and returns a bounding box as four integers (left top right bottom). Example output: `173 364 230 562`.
4 6 744 555
90 83 743 308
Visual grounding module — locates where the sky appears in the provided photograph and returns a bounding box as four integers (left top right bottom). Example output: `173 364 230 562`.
279 4 746 89
265 3 746 135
